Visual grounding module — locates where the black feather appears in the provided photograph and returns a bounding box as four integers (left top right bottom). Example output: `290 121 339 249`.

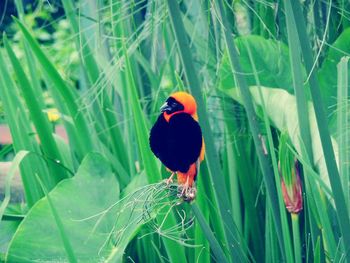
149 113 202 173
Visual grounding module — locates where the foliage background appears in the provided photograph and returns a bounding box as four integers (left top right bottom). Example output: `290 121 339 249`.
0 0 349 262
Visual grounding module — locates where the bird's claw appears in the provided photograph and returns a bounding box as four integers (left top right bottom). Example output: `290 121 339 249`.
165 177 173 185
178 184 197 202
180 183 190 195
186 187 197 201
164 172 175 186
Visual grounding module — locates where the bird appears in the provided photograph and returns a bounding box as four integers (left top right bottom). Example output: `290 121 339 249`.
149 91 205 200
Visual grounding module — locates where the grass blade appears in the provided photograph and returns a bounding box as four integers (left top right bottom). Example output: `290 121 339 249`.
14 0 46 110
287 1 350 259
60 0 100 83
245 42 294 262
166 0 248 261
337 56 349 211
212 0 285 257
191 204 228 263
4 35 68 186
13 17 94 159
61 0 130 173
283 0 313 161
0 151 29 221
122 37 188 263
0 50 46 206
34 176 77 263
193 176 210 263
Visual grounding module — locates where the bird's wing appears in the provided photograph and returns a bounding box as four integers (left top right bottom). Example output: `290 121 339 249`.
168 113 202 173
149 114 169 159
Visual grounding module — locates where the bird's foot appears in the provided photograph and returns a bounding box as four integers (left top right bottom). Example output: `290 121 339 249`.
165 172 175 186
178 180 197 202
180 182 189 196
185 187 197 201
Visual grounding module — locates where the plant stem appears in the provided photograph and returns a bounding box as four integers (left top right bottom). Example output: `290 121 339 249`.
292 213 302 263
192 203 228 263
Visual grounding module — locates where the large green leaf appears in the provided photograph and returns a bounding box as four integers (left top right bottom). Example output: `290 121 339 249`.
318 28 350 129
218 32 350 133
6 153 121 262
219 35 295 94
224 86 338 193
6 153 177 262
13 18 94 159
0 221 19 261
0 50 46 206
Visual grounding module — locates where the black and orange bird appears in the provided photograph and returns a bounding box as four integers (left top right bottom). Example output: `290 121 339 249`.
149 92 205 200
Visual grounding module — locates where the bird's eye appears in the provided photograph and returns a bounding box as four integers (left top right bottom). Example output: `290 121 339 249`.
163 97 184 113
170 102 178 108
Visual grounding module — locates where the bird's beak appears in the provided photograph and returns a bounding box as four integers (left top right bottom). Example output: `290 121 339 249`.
160 102 172 113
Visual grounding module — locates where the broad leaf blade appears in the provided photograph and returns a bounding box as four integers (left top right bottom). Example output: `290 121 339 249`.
6 153 120 262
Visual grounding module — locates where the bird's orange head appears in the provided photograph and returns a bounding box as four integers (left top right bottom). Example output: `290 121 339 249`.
160 92 198 122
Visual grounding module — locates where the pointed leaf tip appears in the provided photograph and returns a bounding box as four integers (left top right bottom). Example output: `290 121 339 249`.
11 15 19 22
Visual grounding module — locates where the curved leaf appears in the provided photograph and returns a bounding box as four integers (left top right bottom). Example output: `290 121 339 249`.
318 28 350 129
6 153 120 262
219 35 296 94
6 153 175 262
224 86 339 191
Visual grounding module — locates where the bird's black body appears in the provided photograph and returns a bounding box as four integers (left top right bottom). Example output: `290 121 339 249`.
149 113 202 173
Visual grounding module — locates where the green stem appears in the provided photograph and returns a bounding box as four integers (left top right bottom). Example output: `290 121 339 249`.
166 0 248 261
212 0 285 257
288 2 350 259
192 204 228 263
292 214 302 263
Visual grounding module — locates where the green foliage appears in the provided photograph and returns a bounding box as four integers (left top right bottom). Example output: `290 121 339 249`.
278 133 295 190
0 0 349 262
219 36 295 93
6 153 120 262
319 29 350 125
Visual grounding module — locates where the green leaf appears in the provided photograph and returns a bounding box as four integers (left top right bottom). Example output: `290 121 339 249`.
245 39 294 262
52 134 75 175
34 173 78 263
219 35 295 94
287 2 350 258
13 17 94 159
166 1 248 261
224 86 337 191
314 236 321 263
14 0 46 111
0 221 19 261
337 57 350 210
122 34 188 263
283 0 313 164
4 35 68 186
318 28 350 125
60 0 130 175
213 0 285 258
6 153 120 262
191 204 228 263
224 85 339 259
60 0 100 84
0 50 46 206
0 151 29 221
